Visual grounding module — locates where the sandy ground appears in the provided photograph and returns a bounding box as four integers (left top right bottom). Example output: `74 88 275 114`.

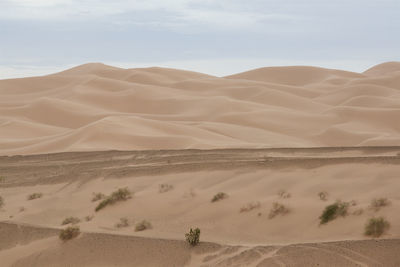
1 148 399 266
1 62 400 155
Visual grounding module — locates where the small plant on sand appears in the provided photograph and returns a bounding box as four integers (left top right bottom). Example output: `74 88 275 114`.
185 227 200 246
95 187 132 212
318 191 328 201
159 183 174 193
92 192 106 202
27 193 43 200
240 201 261 213
84 215 94 222
135 220 152 232
268 202 290 219
278 190 291 199
365 217 390 238
353 208 364 216
319 200 349 225
211 192 228 203
115 217 130 228
59 226 80 241
0 176 5 183
369 198 391 212
61 216 81 225
0 196 4 209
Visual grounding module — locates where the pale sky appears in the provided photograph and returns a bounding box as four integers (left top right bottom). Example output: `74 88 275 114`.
1 0 399 78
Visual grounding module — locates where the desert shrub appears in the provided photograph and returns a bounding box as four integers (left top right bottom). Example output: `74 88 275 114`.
318 191 328 201
27 193 43 200
159 183 174 193
240 201 261 213
369 198 391 211
61 216 81 225
59 226 80 241
211 192 228 203
0 196 4 208
95 187 132 212
268 202 290 219
365 217 390 237
92 192 106 202
278 190 291 199
115 217 130 228
319 201 349 225
135 220 152 231
84 215 94 222
185 228 200 246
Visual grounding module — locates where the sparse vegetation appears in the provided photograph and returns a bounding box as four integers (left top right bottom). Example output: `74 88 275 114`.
365 217 390 238
318 191 328 201
95 187 132 212
159 183 174 193
61 216 81 225
268 202 290 219
59 226 80 241
278 190 291 199
0 176 5 183
353 208 364 216
240 201 261 213
211 192 228 203
84 215 94 222
19 207 25 212
115 217 130 228
369 198 391 211
319 200 349 225
0 196 4 209
185 227 200 246
27 193 43 200
135 220 152 231
92 192 106 202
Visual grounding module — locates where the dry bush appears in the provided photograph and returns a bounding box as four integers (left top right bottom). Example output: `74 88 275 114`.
92 192 106 202
61 216 81 225
268 202 290 219
319 200 349 225
115 217 130 228
365 217 390 237
84 215 94 222
369 198 391 211
211 192 229 203
27 193 43 200
353 208 364 216
59 226 80 241
240 201 261 213
95 187 132 212
318 191 328 201
185 228 200 246
159 184 174 193
278 190 291 199
135 220 152 232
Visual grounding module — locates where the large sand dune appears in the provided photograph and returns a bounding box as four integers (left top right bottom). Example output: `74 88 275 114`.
1 62 400 155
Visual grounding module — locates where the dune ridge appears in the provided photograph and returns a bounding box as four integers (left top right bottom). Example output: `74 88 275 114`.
1 62 400 155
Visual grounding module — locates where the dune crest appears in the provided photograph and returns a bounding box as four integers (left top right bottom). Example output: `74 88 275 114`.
1 62 400 155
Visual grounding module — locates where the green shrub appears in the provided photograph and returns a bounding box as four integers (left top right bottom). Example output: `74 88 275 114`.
92 192 106 202
135 220 152 231
27 193 43 200
59 226 80 241
211 192 228 203
95 187 132 212
319 201 349 225
0 196 4 209
61 216 81 225
185 228 200 246
268 202 290 219
369 198 391 211
365 217 390 237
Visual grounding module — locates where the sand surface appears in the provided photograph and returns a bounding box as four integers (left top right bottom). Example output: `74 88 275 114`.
1 62 400 155
1 62 400 266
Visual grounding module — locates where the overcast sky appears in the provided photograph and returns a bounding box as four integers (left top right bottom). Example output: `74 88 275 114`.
1 0 399 78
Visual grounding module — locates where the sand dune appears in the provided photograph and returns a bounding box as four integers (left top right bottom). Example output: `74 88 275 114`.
1 62 400 155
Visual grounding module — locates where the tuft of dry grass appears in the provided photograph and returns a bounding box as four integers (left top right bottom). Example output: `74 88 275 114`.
92 192 106 202
211 192 229 203
135 220 152 232
61 216 81 225
95 188 132 212
159 183 174 193
84 215 94 222
27 193 43 200
369 198 391 212
318 191 328 201
19 207 25 212
240 201 261 213
365 217 390 238
59 226 80 241
0 196 4 209
278 190 291 199
115 217 130 228
268 202 290 219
